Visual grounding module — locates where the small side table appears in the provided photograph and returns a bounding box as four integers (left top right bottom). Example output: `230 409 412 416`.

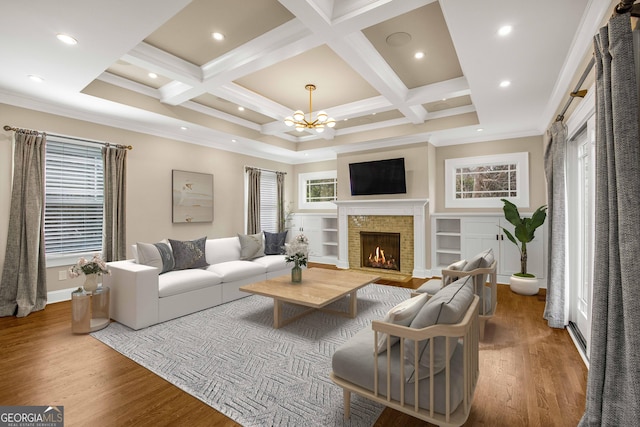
71 286 110 334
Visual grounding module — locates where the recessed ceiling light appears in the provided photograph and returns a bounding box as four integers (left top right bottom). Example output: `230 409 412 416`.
28 75 44 83
231 139 237 143
56 33 77 45
498 25 513 37
212 32 225 41
477 128 484 132
148 72 158 79
500 80 511 88
238 106 245 112
180 126 188 130
414 51 425 60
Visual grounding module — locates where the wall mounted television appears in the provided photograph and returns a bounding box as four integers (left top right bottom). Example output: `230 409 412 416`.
349 157 407 196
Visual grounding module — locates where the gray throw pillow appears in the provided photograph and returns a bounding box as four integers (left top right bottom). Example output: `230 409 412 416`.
169 237 208 270
443 259 467 286
238 233 265 260
405 276 474 382
136 241 174 274
463 248 494 289
264 230 288 255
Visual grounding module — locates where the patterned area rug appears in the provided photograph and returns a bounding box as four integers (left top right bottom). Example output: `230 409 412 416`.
92 284 411 427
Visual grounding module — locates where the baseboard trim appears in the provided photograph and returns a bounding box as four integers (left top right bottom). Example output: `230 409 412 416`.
47 287 77 304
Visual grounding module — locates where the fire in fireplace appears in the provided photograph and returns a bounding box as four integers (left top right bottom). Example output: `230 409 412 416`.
360 231 400 271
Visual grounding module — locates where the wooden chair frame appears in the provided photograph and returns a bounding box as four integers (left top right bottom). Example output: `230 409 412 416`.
330 296 480 427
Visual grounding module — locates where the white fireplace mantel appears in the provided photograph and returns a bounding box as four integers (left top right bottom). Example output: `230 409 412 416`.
333 199 429 278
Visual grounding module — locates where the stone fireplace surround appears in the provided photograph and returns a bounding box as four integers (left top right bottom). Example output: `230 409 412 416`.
333 199 429 278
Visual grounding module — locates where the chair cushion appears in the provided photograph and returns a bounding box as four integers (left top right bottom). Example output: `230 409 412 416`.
405 277 474 382
332 327 466 414
169 237 208 270
376 293 429 354
238 233 265 260
264 231 287 255
136 240 174 274
158 269 222 298
415 279 443 295
207 260 265 282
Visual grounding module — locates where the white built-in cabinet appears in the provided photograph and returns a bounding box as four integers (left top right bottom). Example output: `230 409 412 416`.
288 213 338 265
432 214 547 286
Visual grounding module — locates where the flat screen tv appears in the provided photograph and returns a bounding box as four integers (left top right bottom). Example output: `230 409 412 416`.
349 158 407 196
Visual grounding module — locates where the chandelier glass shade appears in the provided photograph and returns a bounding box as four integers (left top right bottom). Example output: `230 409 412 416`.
284 84 336 133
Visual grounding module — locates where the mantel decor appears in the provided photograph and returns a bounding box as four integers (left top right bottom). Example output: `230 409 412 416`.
172 170 213 223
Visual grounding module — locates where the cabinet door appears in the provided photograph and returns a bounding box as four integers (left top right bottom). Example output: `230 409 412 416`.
462 218 501 261
290 215 322 256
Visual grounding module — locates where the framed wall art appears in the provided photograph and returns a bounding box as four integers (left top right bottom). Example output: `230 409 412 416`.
172 170 213 223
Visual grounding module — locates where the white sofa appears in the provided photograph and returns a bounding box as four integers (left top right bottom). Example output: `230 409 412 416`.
103 236 290 330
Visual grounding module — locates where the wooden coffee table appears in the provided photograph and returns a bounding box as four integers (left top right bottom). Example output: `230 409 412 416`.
239 268 380 328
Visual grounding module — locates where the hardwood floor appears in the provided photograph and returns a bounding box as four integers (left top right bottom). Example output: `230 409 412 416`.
0 266 587 426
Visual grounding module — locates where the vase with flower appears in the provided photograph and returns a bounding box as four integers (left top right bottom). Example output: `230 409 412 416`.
284 234 309 283
68 254 111 293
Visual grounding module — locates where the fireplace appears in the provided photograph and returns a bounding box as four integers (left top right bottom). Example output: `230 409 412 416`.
360 231 400 271
334 199 429 278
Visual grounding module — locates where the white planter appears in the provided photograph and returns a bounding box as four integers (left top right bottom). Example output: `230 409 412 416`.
509 275 539 296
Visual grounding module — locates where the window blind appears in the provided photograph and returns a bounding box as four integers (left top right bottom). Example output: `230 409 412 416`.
44 137 104 255
260 171 278 233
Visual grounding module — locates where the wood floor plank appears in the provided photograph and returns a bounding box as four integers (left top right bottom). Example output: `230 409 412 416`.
0 266 587 426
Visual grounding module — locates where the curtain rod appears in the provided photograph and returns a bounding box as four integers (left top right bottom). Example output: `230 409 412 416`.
3 125 133 150
245 166 286 175
616 0 638 14
555 57 595 122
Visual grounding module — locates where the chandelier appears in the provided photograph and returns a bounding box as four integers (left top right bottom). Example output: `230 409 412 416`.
284 84 336 133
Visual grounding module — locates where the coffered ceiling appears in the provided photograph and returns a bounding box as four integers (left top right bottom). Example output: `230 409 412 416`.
0 0 610 163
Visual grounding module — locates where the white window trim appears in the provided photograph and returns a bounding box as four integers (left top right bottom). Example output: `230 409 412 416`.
444 152 530 208
298 170 337 210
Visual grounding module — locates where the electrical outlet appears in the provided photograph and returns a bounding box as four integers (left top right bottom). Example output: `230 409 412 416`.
58 270 67 281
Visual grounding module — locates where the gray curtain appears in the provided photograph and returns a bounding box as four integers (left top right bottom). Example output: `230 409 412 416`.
0 130 47 317
580 12 640 426
102 146 127 262
543 121 568 328
246 167 261 234
276 172 285 232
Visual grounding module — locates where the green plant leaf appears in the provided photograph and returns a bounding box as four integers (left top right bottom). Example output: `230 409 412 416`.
501 199 522 227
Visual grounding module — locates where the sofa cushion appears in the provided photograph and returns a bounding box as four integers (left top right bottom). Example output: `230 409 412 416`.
405 277 474 382
170 237 208 270
376 293 429 354
264 231 287 255
207 260 266 282
238 233 265 260
158 269 223 298
252 255 288 273
206 237 241 264
136 241 174 274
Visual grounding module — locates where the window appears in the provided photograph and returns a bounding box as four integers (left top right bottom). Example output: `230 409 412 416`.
45 136 104 266
298 171 337 210
445 152 529 208
259 170 278 233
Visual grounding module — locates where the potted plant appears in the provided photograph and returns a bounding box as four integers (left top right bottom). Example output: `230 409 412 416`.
500 199 547 295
